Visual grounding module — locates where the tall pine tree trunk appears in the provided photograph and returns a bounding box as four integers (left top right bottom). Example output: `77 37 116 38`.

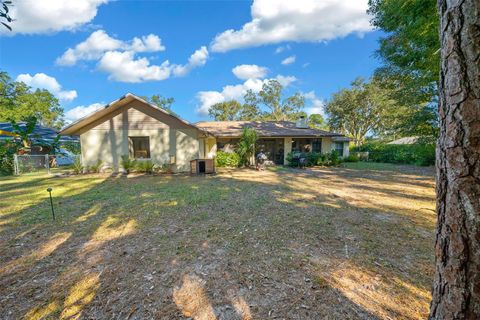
430 0 480 318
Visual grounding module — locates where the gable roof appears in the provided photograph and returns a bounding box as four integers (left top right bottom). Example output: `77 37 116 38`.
195 121 346 138
60 93 209 135
0 122 78 142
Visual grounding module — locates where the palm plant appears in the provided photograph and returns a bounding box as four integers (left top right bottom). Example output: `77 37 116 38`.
121 155 136 174
236 127 258 167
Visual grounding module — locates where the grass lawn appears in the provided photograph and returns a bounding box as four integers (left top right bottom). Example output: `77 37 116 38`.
0 163 436 319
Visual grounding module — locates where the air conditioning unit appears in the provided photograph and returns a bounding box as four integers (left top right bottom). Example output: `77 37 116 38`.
296 116 308 128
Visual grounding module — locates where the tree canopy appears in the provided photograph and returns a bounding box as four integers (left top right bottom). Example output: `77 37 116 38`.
208 80 305 122
0 1 13 31
256 80 305 121
325 77 400 146
308 114 328 131
208 100 244 121
0 72 64 129
368 0 439 136
141 94 178 116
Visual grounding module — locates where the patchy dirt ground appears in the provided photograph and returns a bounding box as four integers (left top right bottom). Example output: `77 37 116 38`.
0 163 436 319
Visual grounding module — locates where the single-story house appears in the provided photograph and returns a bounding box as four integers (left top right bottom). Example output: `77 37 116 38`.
195 121 350 165
60 93 350 172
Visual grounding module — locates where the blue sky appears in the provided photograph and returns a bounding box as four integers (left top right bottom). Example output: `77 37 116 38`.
0 0 381 124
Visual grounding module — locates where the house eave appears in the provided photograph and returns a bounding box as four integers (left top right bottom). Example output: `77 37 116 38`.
60 93 211 136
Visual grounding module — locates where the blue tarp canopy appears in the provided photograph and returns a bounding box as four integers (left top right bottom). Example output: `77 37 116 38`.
0 122 79 143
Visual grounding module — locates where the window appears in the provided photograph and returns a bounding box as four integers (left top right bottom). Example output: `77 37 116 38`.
292 139 312 153
312 139 322 153
334 142 344 157
129 136 150 159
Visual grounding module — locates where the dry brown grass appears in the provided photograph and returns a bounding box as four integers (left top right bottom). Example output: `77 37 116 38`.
0 163 436 319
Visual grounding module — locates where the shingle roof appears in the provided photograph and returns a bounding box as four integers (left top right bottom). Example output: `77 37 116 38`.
0 122 79 142
195 121 346 138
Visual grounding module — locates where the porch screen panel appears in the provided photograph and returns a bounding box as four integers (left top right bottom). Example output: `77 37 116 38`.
312 139 322 153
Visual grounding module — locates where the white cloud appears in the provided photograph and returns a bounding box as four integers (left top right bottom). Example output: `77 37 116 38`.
57 30 207 82
3 0 109 35
275 44 291 54
172 46 209 77
56 30 165 66
97 45 208 82
16 73 77 102
130 34 165 52
196 92 226 116
65 103 104 123
304 91 325 115
275 75 297 87
211 0 372 52
97 51 172 83
232 64 268 80
196 75 297 116
281 55 296 65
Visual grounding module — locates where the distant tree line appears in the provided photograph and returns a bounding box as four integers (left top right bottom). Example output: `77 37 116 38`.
208 79 328 131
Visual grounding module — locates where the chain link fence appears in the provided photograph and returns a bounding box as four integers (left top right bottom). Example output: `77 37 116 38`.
13 154 51 175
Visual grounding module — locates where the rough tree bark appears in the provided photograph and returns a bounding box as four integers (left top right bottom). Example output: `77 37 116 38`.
430 0 480 319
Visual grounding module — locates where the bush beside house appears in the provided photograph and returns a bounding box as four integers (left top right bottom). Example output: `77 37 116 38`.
286 151 344 167
351 142 435 166
215 151 240 167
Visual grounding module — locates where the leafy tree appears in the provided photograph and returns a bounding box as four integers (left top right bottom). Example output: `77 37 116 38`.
207 80 304 122
236 127 257 167
308 114 328 130
0 116 39 175
209 100 243 121
257 80 305 121
61 141 81 155
10 116 38 148
141 94 177 116
0 72 64 129
325 77 399 146
375 73 439 138
0 0 13 31
368 0 439 136
240 89 262 120
208 96 262 121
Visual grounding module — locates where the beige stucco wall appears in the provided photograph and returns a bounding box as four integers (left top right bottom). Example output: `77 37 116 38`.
205 137 217 159
343 141 350 157
322 137 333 154
80 102 201 172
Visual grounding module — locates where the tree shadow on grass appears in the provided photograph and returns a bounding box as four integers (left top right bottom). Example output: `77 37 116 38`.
0 168 434 319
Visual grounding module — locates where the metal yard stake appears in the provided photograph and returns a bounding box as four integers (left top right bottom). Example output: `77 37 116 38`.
47 188 55 220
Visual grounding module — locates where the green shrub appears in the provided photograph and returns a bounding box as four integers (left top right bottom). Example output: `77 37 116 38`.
136 160 156 174
88 159 103 173
351 141 435 166
216 151 240 167
343 154 360 162
286 151 341 167
0 140 17 175
72 156 83 174
306 152 322 166
286 152 304 167
326 151 341 166
121 155 136 173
